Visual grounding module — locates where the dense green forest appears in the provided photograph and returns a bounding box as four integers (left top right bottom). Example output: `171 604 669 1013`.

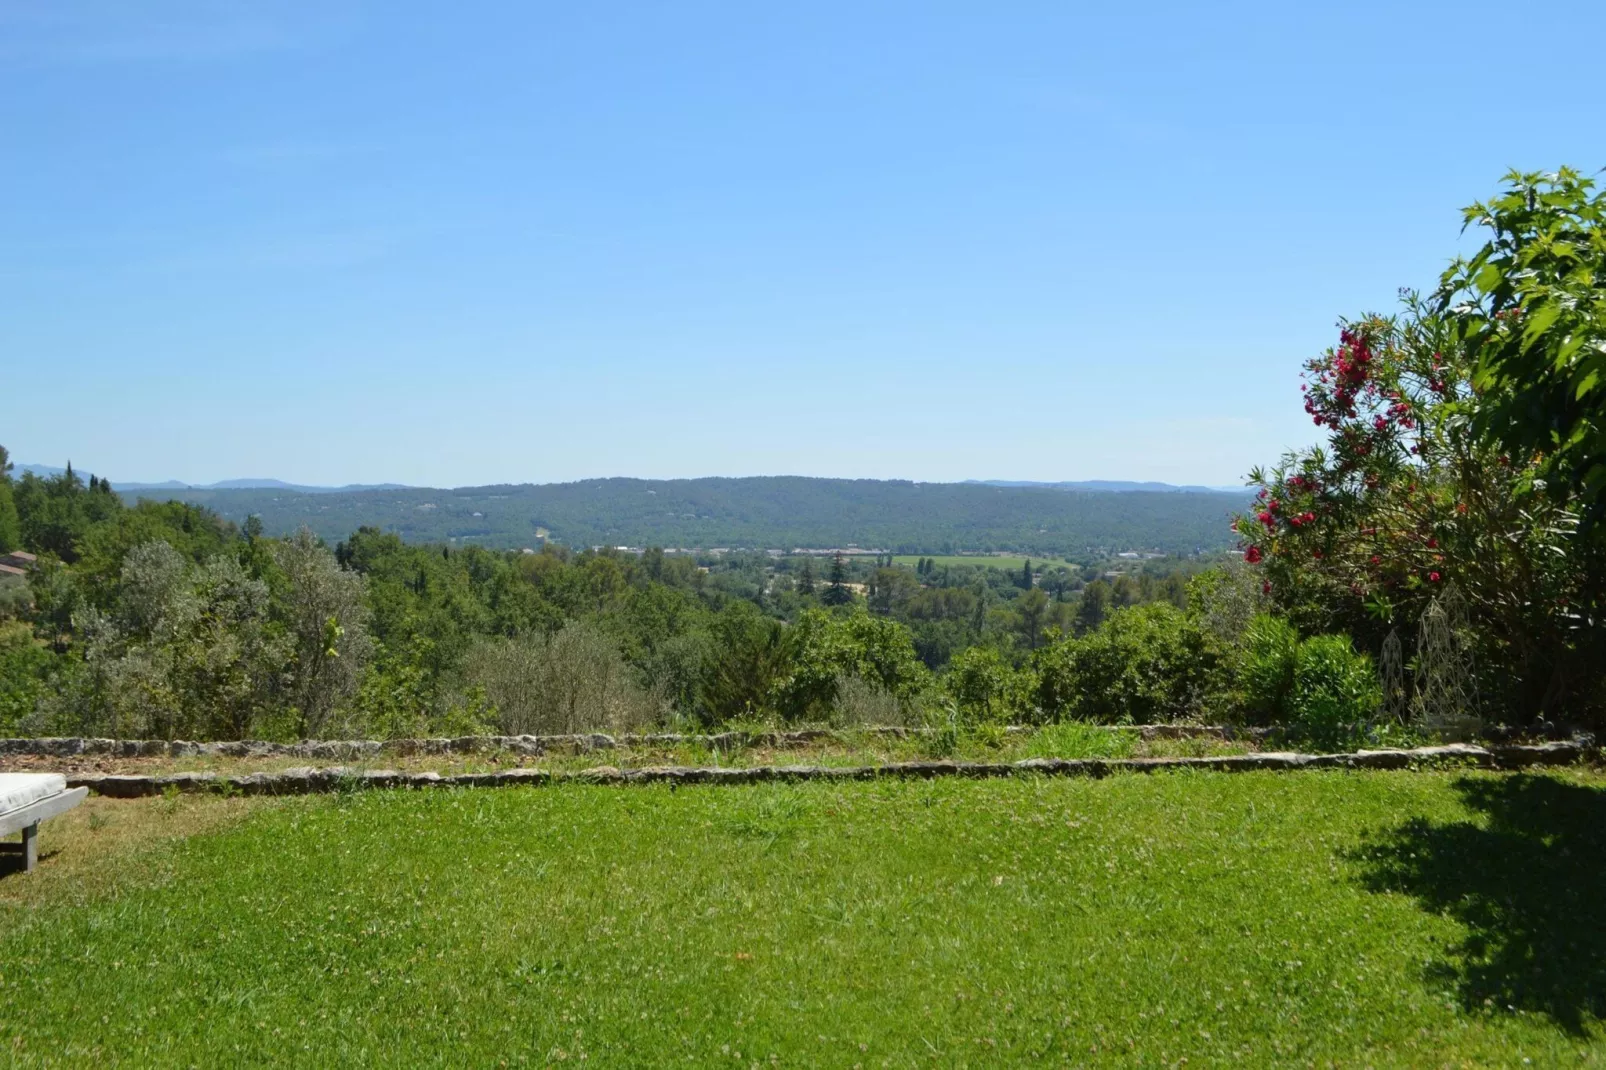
0 439 1468 748
131 477 1248 555
1 445 1225 739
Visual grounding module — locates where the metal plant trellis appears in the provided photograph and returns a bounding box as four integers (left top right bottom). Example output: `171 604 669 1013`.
1412 583 1480 740
1379 628 1407 723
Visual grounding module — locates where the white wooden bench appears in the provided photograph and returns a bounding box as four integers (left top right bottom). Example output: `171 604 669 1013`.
0 773 88 873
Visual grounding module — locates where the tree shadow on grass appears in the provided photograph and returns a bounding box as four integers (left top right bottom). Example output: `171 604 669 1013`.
1351 774 1606 1034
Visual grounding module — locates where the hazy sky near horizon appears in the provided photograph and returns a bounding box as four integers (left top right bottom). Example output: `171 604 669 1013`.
3 1 1603 489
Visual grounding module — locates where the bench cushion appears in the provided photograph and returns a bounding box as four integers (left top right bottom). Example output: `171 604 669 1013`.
0 773 66 814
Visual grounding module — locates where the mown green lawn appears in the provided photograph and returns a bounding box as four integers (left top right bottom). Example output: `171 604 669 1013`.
2 769 1603 1066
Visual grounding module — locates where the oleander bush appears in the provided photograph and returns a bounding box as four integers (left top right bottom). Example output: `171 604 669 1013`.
1236 170 1606 729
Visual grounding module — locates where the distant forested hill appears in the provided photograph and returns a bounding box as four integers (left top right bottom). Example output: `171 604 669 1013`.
125 477 1250 555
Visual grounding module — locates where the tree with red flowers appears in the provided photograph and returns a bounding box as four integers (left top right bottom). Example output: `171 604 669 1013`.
1237 284 1605 723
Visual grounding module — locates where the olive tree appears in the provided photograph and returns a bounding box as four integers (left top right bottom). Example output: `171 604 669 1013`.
464 621 663 734
273 527 371 738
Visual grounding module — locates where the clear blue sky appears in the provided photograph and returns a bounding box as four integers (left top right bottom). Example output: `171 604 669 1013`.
3 1 1602 489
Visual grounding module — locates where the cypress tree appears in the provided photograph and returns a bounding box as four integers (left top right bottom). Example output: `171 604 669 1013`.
0 446 18 553
1075 580 1110 634
797 556 816 595
822 552 852 606
1021 558 1033 589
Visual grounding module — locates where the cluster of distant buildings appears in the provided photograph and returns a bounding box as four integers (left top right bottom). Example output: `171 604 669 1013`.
0 550 36 587
573 547 1169 562
587 546 892 557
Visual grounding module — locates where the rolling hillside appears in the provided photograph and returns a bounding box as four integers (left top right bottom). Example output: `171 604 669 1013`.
124 477 1250 555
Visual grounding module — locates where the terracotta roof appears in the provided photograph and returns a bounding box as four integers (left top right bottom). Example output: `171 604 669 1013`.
0 563 27 578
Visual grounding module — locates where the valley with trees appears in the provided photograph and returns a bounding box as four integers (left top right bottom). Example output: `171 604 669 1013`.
127 475 1248 556
4 168 1606 746
0 446 1219 741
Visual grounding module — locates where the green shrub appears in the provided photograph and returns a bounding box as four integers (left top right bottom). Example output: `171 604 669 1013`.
1029 638 1079 723
1290 634 1380 745
1236 614 1380 744
942 646 1032 724
634 630 713 719
772 608 929 724
697 604 790 726
1032 603 1222 724
1239 614 1299 725
0 620 56 734
355 652 433 739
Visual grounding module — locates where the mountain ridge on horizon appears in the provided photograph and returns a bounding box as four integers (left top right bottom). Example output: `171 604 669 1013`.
16 465 409 495
17 464 1245 497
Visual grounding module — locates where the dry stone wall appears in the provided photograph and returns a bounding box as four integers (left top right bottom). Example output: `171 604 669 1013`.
58 741 1597 798
0 724 1272 762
